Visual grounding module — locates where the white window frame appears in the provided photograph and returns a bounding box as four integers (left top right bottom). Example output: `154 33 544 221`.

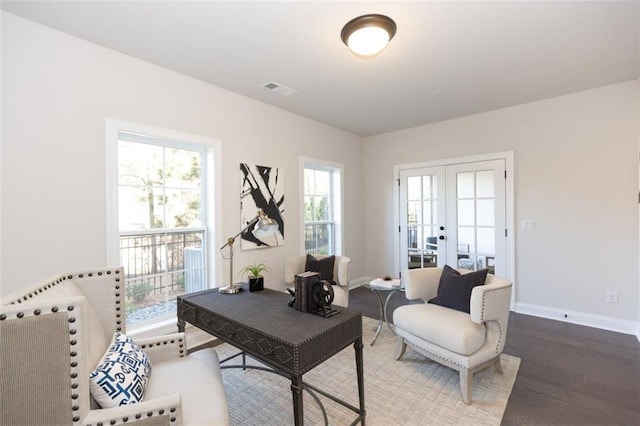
106 119 222 338
299 157 344 255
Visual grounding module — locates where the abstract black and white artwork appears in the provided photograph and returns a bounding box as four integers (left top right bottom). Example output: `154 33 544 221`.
240 163 284 250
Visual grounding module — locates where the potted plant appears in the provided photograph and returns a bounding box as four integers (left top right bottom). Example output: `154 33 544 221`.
239 261 271 292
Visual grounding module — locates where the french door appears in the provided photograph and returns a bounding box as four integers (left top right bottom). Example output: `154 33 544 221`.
399 159 507 277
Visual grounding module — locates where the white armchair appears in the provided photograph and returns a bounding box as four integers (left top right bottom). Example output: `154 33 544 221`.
393 267 512 404
0 266 229 425
284 255 351 307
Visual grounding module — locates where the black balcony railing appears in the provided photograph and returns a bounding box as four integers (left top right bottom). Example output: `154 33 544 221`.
120 229 206 325
304 222 333 255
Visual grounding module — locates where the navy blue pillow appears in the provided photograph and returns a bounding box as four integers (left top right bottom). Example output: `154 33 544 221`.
305 255 335 281
429 265 488 313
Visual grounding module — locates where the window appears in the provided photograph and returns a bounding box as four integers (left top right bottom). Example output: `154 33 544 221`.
303 160 343 255
107 122 218 331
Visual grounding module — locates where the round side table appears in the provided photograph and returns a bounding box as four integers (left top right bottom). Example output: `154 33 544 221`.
363 279 402 345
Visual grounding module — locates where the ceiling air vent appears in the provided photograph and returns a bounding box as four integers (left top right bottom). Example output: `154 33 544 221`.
262 81 298 97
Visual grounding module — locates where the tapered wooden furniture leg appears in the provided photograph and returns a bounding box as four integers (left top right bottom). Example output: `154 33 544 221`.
460 369 473 405
494 356 503 374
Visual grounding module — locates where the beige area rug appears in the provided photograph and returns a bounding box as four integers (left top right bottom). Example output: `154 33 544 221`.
216 316 520 425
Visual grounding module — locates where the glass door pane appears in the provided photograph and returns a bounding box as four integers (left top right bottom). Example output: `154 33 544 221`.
446 160 505 276
399 167 445 271
455 171 493 271
398 159 506 279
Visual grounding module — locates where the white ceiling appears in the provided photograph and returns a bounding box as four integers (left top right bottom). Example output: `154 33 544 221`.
2 1 638 136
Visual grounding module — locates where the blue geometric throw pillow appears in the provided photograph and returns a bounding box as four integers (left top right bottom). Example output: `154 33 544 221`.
89 332 152 408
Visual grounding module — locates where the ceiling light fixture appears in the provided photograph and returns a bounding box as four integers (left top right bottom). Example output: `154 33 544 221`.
341 14 396 57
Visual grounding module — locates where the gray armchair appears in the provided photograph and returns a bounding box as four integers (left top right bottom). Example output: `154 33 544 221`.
0 266 229 425
393 267 512 404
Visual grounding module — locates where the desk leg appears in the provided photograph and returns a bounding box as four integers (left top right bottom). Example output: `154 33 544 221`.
291 375 304 426
354 336 366 425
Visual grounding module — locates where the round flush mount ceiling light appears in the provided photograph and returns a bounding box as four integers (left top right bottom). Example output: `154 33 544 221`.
341 14 396 57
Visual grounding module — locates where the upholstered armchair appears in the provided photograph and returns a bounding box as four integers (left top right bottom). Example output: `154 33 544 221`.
393 267 512 404
0 266 229 425
284 255 351 307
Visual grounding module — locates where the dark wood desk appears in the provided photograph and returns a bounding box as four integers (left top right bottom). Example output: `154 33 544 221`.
177 287 365 425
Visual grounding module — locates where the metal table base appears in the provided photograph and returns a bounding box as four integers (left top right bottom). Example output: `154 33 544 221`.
367 286 400 345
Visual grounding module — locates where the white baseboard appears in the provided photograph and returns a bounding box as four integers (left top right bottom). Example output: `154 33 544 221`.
515 302 640 341
344 279 640 343
351 275 399 289
349 276 373 289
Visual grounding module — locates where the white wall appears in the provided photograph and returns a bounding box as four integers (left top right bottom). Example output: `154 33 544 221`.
3 11 638 337
364 81 640 334
0 12 364 295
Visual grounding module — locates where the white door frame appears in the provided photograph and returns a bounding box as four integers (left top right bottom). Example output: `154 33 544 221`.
393 151 515 308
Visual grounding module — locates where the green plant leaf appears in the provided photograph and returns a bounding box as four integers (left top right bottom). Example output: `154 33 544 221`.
238 261 271 278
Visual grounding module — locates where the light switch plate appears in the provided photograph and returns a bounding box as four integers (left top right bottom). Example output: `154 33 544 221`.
521 219 535 230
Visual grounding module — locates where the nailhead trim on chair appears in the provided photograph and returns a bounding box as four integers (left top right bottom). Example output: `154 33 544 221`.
5 268 186 424
491 319 504 355
403 336 467 369
8 269 124 336
115 277 123 329
1 304 82 425
5 268 124 424
139 338 186 358
480 285 508 355
67 305 83 425
65 269 123 333
406 335 502 372
401 324 503 371
86 406 179 425
12 275 68 303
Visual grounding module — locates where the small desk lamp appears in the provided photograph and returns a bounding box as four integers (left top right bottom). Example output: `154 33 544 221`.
219 208 279 294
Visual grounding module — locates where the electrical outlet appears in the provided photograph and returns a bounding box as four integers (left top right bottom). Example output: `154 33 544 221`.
606 291 618 304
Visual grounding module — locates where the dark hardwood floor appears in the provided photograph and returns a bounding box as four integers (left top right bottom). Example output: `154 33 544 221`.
349 286 640 426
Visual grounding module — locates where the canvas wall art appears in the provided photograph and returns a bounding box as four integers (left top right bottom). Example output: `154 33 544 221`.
240 163 284 250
